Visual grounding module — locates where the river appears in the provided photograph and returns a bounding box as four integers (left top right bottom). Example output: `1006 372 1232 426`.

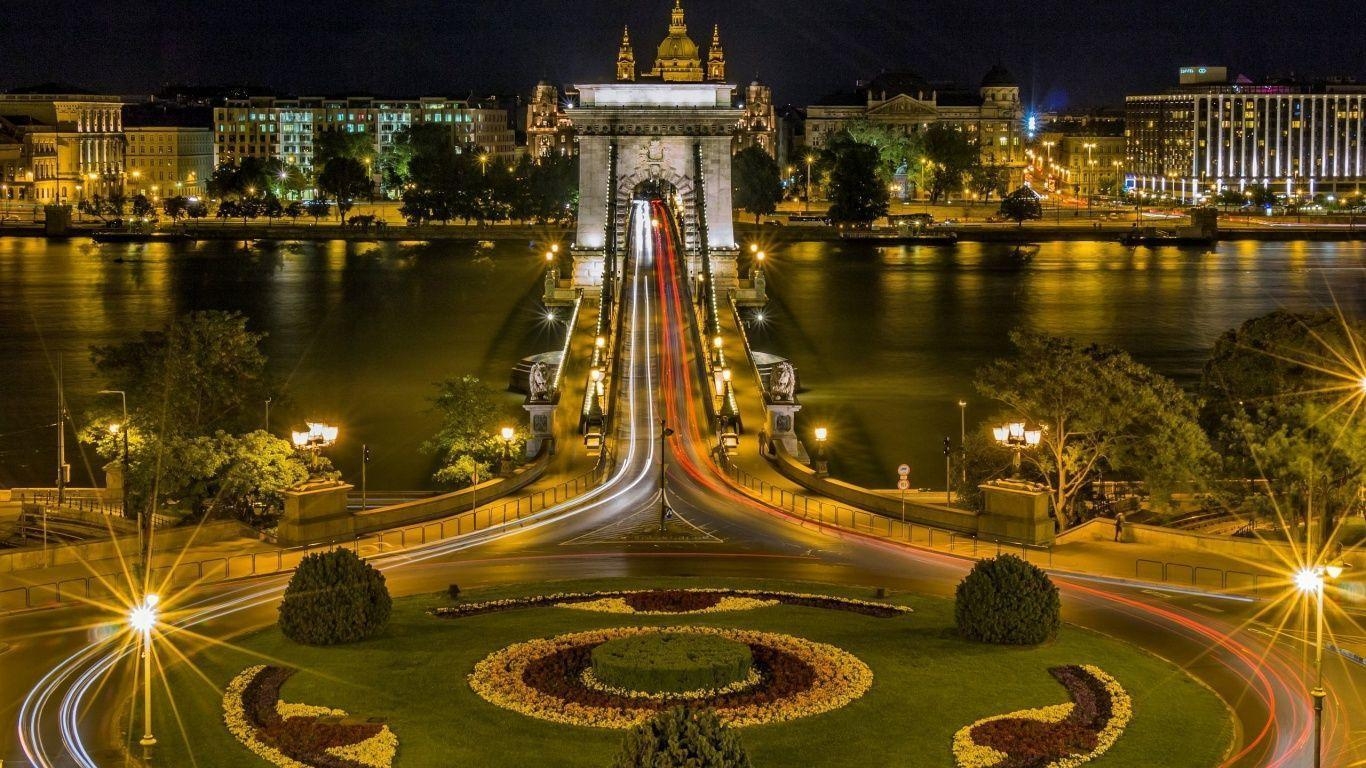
752 239 1366 490
0 237 556 490
2 237 1362 493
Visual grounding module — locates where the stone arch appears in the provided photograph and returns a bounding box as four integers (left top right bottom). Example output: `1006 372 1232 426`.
613 153 699 256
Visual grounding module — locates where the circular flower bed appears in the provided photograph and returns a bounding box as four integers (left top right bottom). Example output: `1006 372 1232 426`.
951 665 1132 768
224 665 397 768
432 588 912 619
467 626 873 729
591 632 754 693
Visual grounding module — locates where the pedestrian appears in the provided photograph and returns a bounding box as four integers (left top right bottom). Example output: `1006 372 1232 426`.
1113 510 1125 542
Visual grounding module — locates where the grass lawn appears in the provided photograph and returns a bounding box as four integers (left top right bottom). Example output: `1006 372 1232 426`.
152 577 1232 767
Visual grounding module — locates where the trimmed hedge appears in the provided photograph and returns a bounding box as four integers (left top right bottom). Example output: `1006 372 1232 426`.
278 548 392 645
591 633 753 694
954 554 1061 645
612 707 752 768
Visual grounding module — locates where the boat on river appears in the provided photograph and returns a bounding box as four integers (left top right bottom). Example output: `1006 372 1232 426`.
840 227 959 245
91 230 191 244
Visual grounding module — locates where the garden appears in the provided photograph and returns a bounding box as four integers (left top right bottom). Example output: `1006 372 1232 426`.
151 567 1233 768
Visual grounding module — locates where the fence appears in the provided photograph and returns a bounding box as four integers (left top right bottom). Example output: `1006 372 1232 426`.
1134 558 1269 594
0 454 613 613
13 489 125 518
720 456 1053 568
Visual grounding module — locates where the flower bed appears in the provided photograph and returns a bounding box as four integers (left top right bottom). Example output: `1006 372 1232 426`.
590 632 754 693
951 665 1133 768
224 665 398 768
431 588 912 619
467 626 873 729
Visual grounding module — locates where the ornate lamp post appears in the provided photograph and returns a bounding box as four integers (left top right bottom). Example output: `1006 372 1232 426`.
291 421 339 477
128 593 159 746
1296 562 1350 768
813 426 829 477
992 421 1041 478
499 426 515 476
98 389 130 521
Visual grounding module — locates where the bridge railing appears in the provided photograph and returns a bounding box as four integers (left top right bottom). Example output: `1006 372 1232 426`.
0 454 615 614
718 455 1053 568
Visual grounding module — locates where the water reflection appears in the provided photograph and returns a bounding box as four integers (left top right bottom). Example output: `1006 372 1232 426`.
0 237 547 489
757 239 1366 489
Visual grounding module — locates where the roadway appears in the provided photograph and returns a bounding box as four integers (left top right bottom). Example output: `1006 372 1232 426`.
5 196 1360 767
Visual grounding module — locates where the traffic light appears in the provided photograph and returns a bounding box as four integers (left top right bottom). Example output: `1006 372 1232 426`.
942 436 952 456
363 444 371 464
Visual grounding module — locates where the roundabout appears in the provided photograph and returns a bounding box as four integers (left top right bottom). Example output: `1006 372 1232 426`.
169 579 1232 768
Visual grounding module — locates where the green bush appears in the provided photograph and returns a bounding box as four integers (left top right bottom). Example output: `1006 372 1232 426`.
954 554 1060 645
592 633 752 694
278 548 392 645
611 707 752 768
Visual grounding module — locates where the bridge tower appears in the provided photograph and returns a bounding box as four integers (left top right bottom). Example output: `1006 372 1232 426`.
568 83 742 292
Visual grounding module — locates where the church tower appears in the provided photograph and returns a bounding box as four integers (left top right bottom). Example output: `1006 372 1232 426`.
706 25 725 82
648 0 703 82
616 26 636 81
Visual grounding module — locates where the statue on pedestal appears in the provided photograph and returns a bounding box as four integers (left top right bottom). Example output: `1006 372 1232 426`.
769 361 796 402
529 362 551 402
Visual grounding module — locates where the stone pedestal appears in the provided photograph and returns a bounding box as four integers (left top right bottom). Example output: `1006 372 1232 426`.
570 248 605 289
524 400 557 457
765 401 806 461
277 481 354 546
978 481 1055 546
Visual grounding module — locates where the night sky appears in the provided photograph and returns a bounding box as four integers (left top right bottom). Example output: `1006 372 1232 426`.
4 0 1362 110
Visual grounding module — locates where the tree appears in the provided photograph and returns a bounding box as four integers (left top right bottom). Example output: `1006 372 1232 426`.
844 119 923 185
612 707 752 768
732 146 783 224
313 130 375 169
304 198 331 223
923 124 978 203
1200 310 1366 545
90 310 270 438
163 196 189 221
423 375 523 487
317 157 370 221
969 161 1009 202
824 137 888 226
278 549 392 646
998 186 1043 227
527 152 578 223
955 555 1060 645
975 331 1214 526
284 200 303 222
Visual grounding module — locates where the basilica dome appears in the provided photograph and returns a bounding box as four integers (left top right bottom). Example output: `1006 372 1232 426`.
657 31 700 62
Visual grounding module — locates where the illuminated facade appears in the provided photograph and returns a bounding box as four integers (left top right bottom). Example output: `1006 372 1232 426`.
805 67 1026 190
213 96 517 172
618 0 725 84
124 127 213 198
0 94 128 202
527 82 577 159
1126 69 1366 200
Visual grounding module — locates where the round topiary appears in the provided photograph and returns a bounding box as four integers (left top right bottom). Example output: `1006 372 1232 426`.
612 706 752 768
278 548 392 645
592 632 753 694
954 554 1061 645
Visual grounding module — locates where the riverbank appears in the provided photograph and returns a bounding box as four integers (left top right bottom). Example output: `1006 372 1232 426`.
736 222 1366 243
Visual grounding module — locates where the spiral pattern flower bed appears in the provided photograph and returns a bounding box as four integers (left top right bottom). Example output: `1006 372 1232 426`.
224 665 398 768
431 588 912 618
467 626 873 728
951 665 1132 768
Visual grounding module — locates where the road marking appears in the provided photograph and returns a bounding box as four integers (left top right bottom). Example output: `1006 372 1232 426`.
1140 589 1174 600
1192 602 1225 613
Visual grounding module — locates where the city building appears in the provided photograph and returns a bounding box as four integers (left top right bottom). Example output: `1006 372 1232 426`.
527 81 577 159
804 67 1027 192
1126 67 1366 201
1031 111 1127 196
529 1 773 162
0 94 129 203
123 104 214 198
213 96 518 176
616 0 725 83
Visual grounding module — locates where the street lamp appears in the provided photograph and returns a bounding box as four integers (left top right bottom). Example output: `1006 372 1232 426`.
805 154 816 213
98 390 131 522
1295 562 1350 768
128 593 159 746
291 421 339 477
992 421 1041 478
813 426 829 477
499 426 514 476
957 399 968 485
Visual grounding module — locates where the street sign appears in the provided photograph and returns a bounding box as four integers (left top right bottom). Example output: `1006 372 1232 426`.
897 464 910 477
897 478 910 491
